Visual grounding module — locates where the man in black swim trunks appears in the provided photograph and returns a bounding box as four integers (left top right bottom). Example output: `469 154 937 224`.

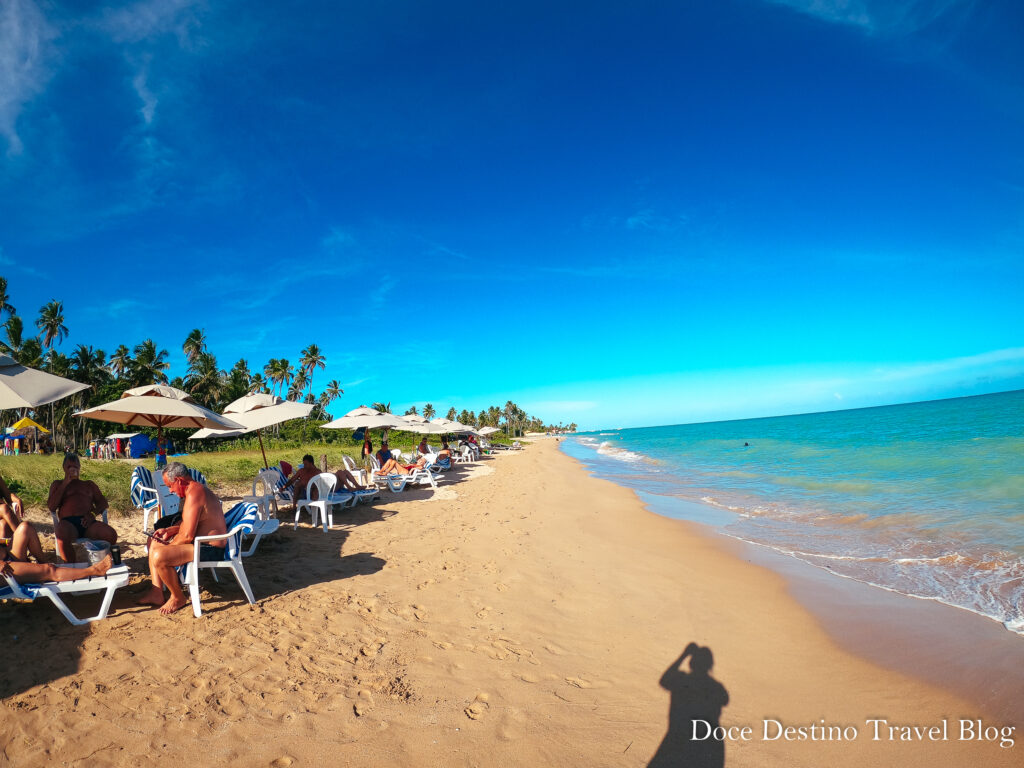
47 453 118 562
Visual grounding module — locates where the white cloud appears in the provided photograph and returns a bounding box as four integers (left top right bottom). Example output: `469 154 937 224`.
99 0 203 46
0 0 56 155
764 0 973 37
132 60 158 124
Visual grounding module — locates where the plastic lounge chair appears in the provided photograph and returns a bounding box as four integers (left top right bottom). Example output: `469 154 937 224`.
177 501 259 617
1 564 131 626
368 456 409 493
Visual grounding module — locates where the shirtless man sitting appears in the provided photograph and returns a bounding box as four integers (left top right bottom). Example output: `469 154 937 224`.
281 454 320 506
47 453 118 562
137 461 227 615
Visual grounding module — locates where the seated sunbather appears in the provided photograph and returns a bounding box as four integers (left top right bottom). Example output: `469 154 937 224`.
417 438 429 455
282 454 319 505
376 442 393 465
0 473 26 541
47 453 118 563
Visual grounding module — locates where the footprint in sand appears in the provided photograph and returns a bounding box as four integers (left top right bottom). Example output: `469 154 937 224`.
270 758 294 768
495 583 509 592
464 692 490 720
432 641 454 651
475 606 492 619
413 604 428 621
417 579 436 590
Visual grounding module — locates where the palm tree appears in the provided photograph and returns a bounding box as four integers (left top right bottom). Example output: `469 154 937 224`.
132 339 170 385
36 300 68 349
0 277 15 317
446 407 457 421
288 368 308 401
404 405 419 416
221 359 251 405
372 401 392 414
18 337 42 367
299 344 326 398
183 328 208 364
318 380 343 419
185 351 223 408
0 315 25 357
108 344 132 380
423 403 435 420
248 373 270 394
70 345 108 445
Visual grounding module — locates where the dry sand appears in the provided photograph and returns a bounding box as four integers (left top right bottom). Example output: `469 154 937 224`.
1 440 1021 766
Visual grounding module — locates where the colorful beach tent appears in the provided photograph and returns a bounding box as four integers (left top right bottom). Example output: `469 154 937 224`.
11 416 49 434
105 432 158 459
0 354 89 410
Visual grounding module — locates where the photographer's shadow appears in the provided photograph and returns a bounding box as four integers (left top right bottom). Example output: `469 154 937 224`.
649 642 729 768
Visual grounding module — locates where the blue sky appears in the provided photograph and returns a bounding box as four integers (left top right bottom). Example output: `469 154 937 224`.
1 0 1022 430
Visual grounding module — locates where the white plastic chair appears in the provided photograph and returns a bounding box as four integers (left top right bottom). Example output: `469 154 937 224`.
178 501 259 617
342 455 368 486
295 472 339 531
243 472 277 520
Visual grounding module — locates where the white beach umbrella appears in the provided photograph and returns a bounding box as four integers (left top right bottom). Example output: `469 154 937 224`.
477 426 501 436
188 393 315 467
321 406 408 431
0 354 90 410
397 414 448 434
76 385 244 442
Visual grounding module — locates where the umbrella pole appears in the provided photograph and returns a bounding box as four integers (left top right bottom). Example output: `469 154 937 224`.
258 430 269 469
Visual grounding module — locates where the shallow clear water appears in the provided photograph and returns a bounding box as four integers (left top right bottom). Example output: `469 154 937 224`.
563 390 1024 634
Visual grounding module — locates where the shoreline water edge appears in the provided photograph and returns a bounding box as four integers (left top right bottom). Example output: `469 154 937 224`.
562 390 1024 636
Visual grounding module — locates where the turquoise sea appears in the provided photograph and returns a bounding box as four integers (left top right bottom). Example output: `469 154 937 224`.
562 390 1024 634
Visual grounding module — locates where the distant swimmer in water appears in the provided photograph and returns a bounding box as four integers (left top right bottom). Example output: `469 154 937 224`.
743 442 749 447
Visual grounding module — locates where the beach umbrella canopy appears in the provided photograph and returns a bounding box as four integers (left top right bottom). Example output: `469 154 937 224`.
188 393 315 468
321 406 408 431
76 385 244 438
477 426 501 436
397 414 449 434
0 354 90 410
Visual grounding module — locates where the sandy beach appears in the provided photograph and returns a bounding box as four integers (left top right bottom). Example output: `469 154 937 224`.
2 439 1021 766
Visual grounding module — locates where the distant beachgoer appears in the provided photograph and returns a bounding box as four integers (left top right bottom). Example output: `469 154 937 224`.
376 442 393 466
362 435 374 459
47 453 118 563
156 436 168 469
417 438 429 455
137 461 227 615
282 454 320 504
744 442 749 447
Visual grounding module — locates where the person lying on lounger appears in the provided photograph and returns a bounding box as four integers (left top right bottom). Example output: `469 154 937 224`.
1 536 111 584
377 455 430 476
47 453 118 563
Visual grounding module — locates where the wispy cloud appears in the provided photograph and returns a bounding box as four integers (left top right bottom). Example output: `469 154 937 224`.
0 0 57 155
98 0 204 46
763 0 975 38
871 347 1024 382
322 227 355 256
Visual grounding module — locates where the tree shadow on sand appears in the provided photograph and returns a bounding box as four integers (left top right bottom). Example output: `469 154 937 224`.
649 642 729 768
